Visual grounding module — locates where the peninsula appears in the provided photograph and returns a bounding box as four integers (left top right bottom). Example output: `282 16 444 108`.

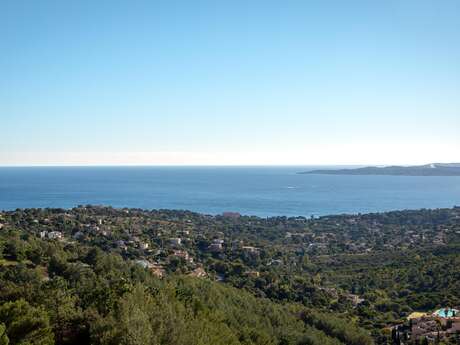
299 163 460 176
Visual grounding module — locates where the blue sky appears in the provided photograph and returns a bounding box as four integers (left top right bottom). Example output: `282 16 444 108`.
1 0 459 165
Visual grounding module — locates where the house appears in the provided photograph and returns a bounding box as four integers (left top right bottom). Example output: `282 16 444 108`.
41 231 63 240
139 242 149 250
447 321 460 334
222 212 241 218
242 246 260 254
135 260 165 278
188 267 207 278
170 238 182 246
150 264 166 278
209 243 223 252
268 259 283 266
49 231 63 240
245 271 260 278
172 250 193 263
411 318 439 339
209 239 224 252
402 308 460 342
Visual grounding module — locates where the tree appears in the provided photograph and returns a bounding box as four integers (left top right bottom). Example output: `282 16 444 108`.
40 278 83 345
0 299 54 345
4 239 26 262
0 324 9 345
91 285 155 345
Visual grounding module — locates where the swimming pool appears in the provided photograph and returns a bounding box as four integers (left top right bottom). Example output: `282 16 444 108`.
434 308 459 318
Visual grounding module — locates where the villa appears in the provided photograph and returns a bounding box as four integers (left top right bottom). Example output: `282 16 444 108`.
397 307 460 343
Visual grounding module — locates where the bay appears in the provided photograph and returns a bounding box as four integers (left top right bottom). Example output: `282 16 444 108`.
0 166 459 217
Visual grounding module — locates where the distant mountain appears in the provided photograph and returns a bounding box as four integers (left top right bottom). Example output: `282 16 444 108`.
299 163 460 176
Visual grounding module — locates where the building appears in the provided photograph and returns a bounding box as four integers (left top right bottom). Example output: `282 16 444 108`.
150 264 166 278
170 238 182 246
135 260 165 278
172 250 193 263
40 231 63 240
398 307 460 342
222 212 241 219
209 239 224 252
188 267 207 278
242 246 260 254
245 271 260 278
268 259 283 266
139 242 149 250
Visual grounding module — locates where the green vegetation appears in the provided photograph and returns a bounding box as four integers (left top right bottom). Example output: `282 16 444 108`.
0 223 372 345
1 206 460 344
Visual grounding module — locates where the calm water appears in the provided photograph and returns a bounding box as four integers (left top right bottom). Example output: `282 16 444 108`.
0 166 459 217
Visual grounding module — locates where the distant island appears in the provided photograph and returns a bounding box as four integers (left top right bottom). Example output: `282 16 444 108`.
299 163 460 176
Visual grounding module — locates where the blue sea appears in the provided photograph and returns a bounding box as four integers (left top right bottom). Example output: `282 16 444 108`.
0 166 460 217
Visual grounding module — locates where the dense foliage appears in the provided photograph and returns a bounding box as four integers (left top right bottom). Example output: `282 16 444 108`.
0 225 372 345
1 206 459 344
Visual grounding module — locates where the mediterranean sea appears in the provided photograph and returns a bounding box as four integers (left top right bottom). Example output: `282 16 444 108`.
0 166 459 217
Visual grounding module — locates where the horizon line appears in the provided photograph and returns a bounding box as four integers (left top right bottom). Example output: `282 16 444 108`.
0 162 456 168
0 163 363 168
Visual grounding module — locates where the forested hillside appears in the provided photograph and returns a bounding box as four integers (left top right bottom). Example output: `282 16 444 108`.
1 206 460 344
0 226 372 345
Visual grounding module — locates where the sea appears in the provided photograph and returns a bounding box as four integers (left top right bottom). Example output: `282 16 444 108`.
0 166 459 217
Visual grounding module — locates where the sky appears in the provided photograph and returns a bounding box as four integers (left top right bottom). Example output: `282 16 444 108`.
1 0 459 166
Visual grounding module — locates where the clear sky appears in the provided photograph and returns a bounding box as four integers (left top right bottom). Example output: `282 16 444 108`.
1 0 459 165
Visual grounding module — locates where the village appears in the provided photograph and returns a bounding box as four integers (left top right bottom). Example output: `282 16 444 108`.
2 206 460 285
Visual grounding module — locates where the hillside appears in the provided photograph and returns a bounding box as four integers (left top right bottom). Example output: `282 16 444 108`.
0 225 372 345
1 206 460 344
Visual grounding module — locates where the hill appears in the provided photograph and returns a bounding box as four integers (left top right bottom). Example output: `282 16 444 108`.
0 224 373 345
299 163 460 176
